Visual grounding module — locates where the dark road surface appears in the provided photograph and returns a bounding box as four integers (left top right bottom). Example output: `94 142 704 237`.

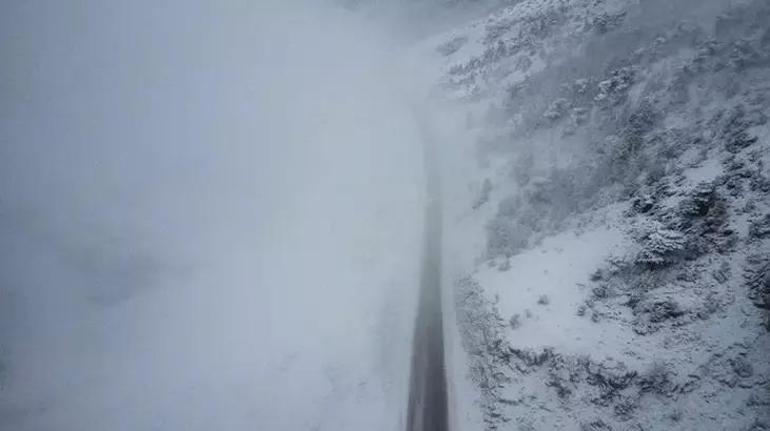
406 123 448 431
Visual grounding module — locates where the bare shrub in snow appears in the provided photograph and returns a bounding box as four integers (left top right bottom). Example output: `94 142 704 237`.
721 105 759 153
591 11 626 34
744 254 770 330
509 314 521 329
678 182 719 219
486 216 530 258
580 419 612 431
730 355 754 378
631 219 686 268
671 182 736 255
436 36 467 56
543 97 571 121
473 178 493 210
748 214 770 240
594 67 635 106
632 297 686 334
577 304 587 316
637 361 673 395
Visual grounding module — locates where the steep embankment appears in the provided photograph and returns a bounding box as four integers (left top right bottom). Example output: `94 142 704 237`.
421 0 770 429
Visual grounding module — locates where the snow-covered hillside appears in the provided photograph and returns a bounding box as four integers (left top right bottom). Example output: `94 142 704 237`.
421 0 770 429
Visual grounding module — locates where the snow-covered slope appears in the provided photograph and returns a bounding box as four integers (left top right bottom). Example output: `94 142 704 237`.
420 0 770 429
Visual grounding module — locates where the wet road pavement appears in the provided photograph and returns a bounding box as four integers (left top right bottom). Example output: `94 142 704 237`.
406 126 448 431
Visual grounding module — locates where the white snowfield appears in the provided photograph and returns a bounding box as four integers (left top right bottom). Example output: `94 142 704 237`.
0 2 428 430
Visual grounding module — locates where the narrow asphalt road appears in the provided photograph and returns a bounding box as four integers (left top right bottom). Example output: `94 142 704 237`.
406 122 448 431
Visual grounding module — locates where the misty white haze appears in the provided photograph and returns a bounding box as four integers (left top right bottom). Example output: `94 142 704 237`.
0 1 439 429
4 0 770 430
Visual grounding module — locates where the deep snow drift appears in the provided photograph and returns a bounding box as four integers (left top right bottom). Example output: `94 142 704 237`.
0 2 428 429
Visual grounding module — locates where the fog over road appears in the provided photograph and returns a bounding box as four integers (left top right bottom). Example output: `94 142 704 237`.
406 120 449 431
0 2 436 430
